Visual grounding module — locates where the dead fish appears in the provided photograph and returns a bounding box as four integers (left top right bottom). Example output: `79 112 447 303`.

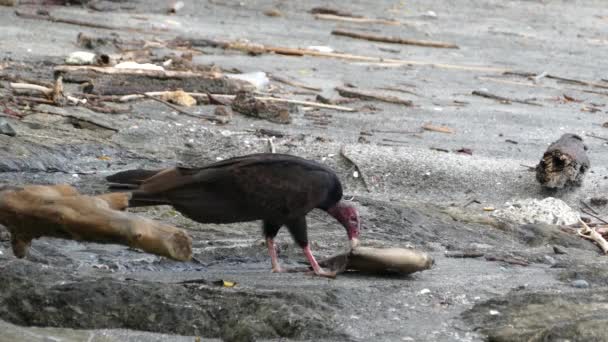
320 246 434 275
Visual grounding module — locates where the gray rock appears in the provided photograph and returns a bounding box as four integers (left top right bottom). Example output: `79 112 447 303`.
463 289 608 341
0 119 16 137
570 279 590 288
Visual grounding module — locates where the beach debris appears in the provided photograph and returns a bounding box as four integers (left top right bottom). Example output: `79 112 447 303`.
0 184 192 261
536 133 589 189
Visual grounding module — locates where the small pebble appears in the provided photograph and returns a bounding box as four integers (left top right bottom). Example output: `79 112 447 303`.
571 279 590 288
0 119 16 137
544 255 556 265
419 288 431 295
489 310 500 316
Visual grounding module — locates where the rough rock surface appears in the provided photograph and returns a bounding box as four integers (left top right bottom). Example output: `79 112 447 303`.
491 197 580 226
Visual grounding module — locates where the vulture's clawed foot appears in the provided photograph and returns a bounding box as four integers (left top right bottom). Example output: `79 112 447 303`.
306 268 337 279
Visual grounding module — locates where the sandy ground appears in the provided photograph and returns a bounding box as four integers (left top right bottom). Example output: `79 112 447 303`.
1 1 608 341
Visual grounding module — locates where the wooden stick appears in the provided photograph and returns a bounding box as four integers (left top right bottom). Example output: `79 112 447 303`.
194 39 508 73
336 86 413 106
140 93 224 123
314 13 401 26
0 185 192 261
472 90 542 106
332 29 459 49
9 82 52 96
422 124 454 134
119 92 356 112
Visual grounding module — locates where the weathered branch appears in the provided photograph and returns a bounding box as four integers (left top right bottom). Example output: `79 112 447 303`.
332 29 459 49
536 133 589 189
54 65 255 96
186 38 508 73
336 86 413 106
0 184 192 261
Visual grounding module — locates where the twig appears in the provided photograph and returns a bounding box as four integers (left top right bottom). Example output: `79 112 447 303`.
373 128 423 134
581 207 608 225
445 250 484 258
422 124 454 134
585 133 608 142
270 75 321 91
580 200 599 215
9 82 53 96
336 86 413 106
313 13 401 26
472 90 542 106
377 86 422 97
140 93 221 122
339 146 371 192
485 254 529 266
331 29 459 49
194 38 508 73
578 218 608 254
28 107 119 132
504 71 608 90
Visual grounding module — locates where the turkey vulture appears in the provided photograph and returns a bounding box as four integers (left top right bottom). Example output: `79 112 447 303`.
106 153 361 278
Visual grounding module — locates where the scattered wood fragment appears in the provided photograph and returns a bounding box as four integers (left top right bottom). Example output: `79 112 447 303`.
119 92 355 111
309 7 359 17
504 71 608 90
472 90 542 106
141 93 226 123
445 250 484 258
377 86 422 97
9 82 53 96
0 184 192 261
422 124 454 134
31 104 119 132
340 146 371 192
336 86 413 106
580 208 608 225
484 254 529 266
586 133 608 142
536 133 589 189
187 38 508 73
373 128 423 134
314 13 401 26
332 29 459 49
54 65 254 96
578 218 608 254
580 199 599 215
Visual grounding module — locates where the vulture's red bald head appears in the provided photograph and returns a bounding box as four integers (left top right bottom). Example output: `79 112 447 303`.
327 201 360 249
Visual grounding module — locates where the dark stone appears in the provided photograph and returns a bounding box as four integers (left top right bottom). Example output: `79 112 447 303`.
0 119 16 137
463 289 608 341
0 260 346 341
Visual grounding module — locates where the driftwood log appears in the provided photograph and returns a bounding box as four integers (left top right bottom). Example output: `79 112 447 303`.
536 133 590 189
319 246 434 275
54 65 255 96
0 184 192 261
